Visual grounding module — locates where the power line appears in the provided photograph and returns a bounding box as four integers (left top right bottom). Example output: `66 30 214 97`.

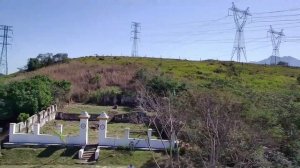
251 18 300 23
0 25 13 75
131 22 141 57
253 7 300 15
229 2 251 62
268 25 284 65
252 13 300 19
247 44 271 51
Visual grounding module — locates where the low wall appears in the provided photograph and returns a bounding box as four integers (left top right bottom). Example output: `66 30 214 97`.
55 112 113 121
15 105 57 133
99 127 174 150
97 112 175 150
100 137 171 149
9 123 87 145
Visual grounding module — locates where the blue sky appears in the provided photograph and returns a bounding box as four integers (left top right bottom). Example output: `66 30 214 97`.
1 0 300 73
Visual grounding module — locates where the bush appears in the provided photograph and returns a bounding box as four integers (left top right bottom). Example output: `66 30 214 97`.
297 76 300 85
225 63 242 77
17 113 30 122
88 74 101 85
26 53 69 71
134 68 149 83
88 86 122 105
277 61 289 66
0 75 71 120
146 76 186 96
213 67 225 73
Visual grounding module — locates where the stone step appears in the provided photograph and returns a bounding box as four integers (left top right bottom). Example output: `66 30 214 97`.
82 154 94 157
83 151 95 153
80 146 97 162
85 148 96 151
82 155 94 157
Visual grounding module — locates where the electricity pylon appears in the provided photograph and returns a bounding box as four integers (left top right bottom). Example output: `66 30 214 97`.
268 25 284 65
0 25 12 75
131 22 141 57
229 2 251 62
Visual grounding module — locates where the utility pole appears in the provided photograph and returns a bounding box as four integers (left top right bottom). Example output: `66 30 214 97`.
0 25 13 75
131 22 141 57
268 25 284 65
229 2 251 62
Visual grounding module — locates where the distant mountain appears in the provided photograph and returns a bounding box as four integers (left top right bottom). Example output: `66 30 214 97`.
254 56 300 67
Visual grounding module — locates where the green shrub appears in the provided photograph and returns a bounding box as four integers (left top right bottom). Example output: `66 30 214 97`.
0 75 71 120
17 113 30 122
225 63 242 77
89 74 101 85
88 86 122 105
134 68 149 83
213 67 225 73
26 53 69 71
146 76 186 96
297 75 300 85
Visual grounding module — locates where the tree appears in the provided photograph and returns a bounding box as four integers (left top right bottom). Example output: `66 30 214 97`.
137 79 264 167
137 82 188 168
146 76 186 96
17 113 30 122
0 75 71 120
26 53 69 71
277 61 289 66
27 58 42 71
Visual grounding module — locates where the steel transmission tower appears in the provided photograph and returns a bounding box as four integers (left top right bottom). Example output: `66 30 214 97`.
131 22 141 57
0 25 12 75
229 2 251 62
268 25 284 65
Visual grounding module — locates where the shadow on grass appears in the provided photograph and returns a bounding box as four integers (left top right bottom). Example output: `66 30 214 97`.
98 154 114 162
37 146 61 158
122 107 133 112
140 158 161 168
60 147 80 157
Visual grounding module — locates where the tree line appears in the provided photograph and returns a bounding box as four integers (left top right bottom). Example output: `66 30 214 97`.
26 53 69 71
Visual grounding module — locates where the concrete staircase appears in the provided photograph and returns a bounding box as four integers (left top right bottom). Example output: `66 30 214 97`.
80 145 97 163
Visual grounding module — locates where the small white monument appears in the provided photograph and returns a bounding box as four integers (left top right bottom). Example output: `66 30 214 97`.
97 112 109 140
79 111 90 145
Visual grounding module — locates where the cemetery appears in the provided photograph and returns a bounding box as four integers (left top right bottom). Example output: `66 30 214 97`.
2 104 176 164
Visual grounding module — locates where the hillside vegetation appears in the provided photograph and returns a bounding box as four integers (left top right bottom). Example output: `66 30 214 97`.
1 56 300 167
4 56 300 99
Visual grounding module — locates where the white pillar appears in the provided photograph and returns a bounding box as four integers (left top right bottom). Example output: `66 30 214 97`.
56 124 63 134
33 123 40 135
171 132 176 148
9 123 16 142
97 112 109 144
9 123 16 135
79 111 90 145
124 128 130 139
147 129 152 139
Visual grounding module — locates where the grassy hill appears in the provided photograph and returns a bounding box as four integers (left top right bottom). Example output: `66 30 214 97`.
3 56 300 95
1 56 300 167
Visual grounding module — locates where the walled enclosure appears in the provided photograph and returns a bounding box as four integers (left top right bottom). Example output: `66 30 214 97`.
9 111 175 150
9 112 90 145
14 105 57 133
98 112 175 149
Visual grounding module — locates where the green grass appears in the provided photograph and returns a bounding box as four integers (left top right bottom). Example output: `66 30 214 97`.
106 123 156 139
3 56 300 94
40 120 154 144
40 120 98 144
0 147 163 167
0 147 80 166
76 56 300 92
60 103 132 115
